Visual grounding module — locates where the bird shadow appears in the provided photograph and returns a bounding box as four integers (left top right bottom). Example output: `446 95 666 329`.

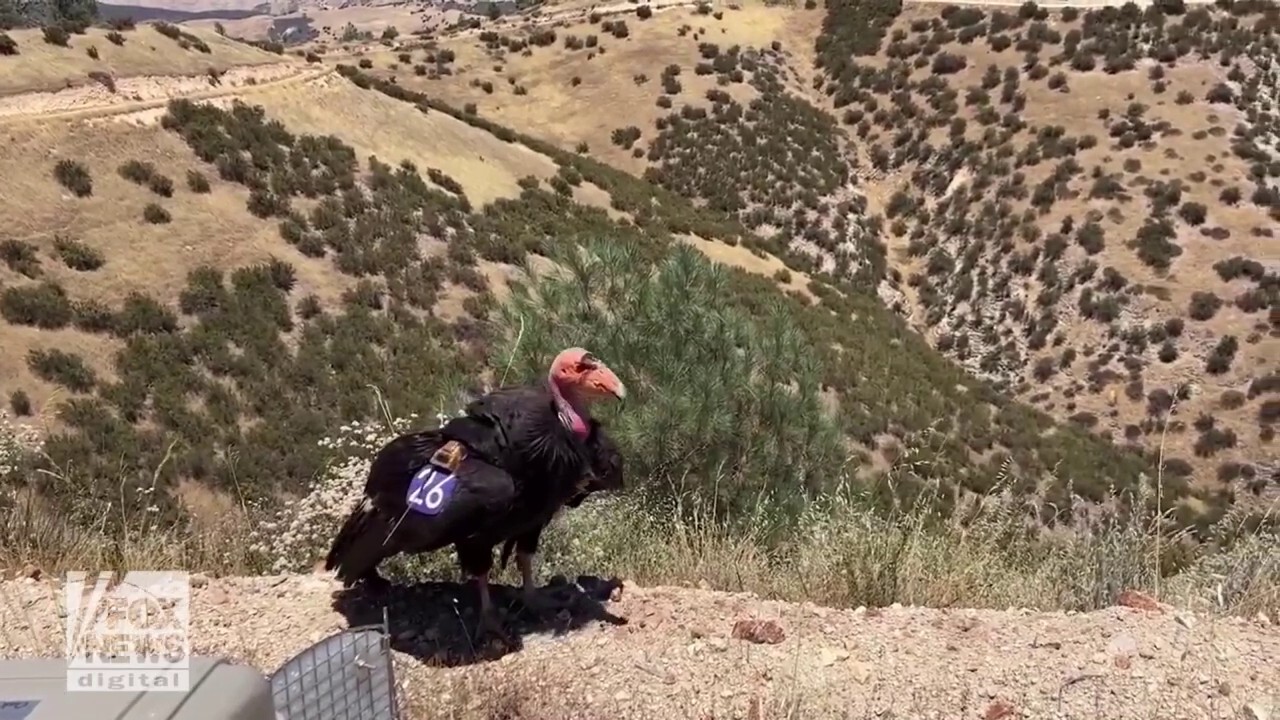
329 574 628 667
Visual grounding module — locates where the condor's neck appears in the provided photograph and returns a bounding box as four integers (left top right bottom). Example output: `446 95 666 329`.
548 377 591 439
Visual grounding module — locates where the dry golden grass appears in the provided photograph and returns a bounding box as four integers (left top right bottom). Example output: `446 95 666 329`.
252 72 560 205
372 1 823 172
0 25 283 96
4 453 1276 621
682 234 815 300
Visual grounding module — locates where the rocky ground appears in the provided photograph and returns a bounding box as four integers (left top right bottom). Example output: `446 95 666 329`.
1 573 1277 719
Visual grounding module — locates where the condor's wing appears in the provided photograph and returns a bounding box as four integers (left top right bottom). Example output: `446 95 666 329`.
362 429 519 546
451 385 583 474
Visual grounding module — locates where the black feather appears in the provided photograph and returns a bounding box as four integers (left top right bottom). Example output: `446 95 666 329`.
497 420 624 572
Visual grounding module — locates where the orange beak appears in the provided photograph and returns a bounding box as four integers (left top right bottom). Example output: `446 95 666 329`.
582 362 626 401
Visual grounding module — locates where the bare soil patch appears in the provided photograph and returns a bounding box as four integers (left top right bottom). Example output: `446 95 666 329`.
1 575 1276 719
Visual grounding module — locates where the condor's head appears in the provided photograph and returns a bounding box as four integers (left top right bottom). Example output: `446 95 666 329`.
548 347 625 436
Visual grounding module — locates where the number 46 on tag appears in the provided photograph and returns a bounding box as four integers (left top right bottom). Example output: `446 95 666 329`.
406 465 457 515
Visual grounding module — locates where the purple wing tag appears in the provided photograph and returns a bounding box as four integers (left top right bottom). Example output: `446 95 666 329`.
405 464 458 515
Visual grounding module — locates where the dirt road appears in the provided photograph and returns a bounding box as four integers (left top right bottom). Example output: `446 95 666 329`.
0 62 327 124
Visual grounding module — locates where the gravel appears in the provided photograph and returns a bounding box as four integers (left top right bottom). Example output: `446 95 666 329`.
2 574 1276 719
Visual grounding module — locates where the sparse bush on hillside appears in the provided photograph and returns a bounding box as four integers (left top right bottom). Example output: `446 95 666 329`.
152 21 180 40
1178 201 1207 226
0 32 17 55
87 70 114 92
118 160 173 197
71 299 114 333
153 21 210 53
53 236 105 272
27 348 96 393
1205 335 1238 375
42 25 68 46
186 169 210 193
0 239 41 278
610 125 642 149
1132 217 1181 271
931 51 966 74
113 292 178 336
53 159 92 197
1075 222 1105 255
1188 291 1223 321
1205 83 1234 104
0 282 73 329
142 203 171 224
8 391 31 417
106 31 125 46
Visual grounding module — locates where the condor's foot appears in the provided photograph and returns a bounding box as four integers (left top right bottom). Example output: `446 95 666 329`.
474 607 513 646
356 569 392 596
516 552 565 620
470 572 513 647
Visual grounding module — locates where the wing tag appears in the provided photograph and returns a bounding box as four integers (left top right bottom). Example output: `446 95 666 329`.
406 441 467 515
406 466 457 515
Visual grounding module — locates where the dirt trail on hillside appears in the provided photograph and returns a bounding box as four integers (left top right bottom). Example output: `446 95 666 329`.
0 62 328 124
1 575 1276 719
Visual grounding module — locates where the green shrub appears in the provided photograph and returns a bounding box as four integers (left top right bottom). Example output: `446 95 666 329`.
148 173 175 197
187 170 211 193
0 282 74 328
27 348 96 393
53 159 93 197
42 26 69 46
0 239 42 278
53 236 105 271
9 389 32 416
120 160 155 184
143 203 171 224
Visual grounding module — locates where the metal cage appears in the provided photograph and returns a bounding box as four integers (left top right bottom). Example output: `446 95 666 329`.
268 610 400 720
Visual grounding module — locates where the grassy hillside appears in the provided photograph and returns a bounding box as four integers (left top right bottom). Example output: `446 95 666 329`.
810 0 1280 497
0 0 1275 617
350 0 1278 505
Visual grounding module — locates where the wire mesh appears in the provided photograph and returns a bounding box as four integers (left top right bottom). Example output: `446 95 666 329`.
268 612 399 720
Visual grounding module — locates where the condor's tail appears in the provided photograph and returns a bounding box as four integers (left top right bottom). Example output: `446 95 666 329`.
324 497 396 587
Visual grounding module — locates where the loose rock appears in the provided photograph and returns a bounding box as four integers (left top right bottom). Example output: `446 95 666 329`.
731 619 785 644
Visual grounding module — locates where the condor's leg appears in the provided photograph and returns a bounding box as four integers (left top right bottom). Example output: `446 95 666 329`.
511 524 558 615
455 541 506 639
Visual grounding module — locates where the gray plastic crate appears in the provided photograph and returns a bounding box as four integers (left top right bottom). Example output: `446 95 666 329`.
0 622 398 720
0 657 275 720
